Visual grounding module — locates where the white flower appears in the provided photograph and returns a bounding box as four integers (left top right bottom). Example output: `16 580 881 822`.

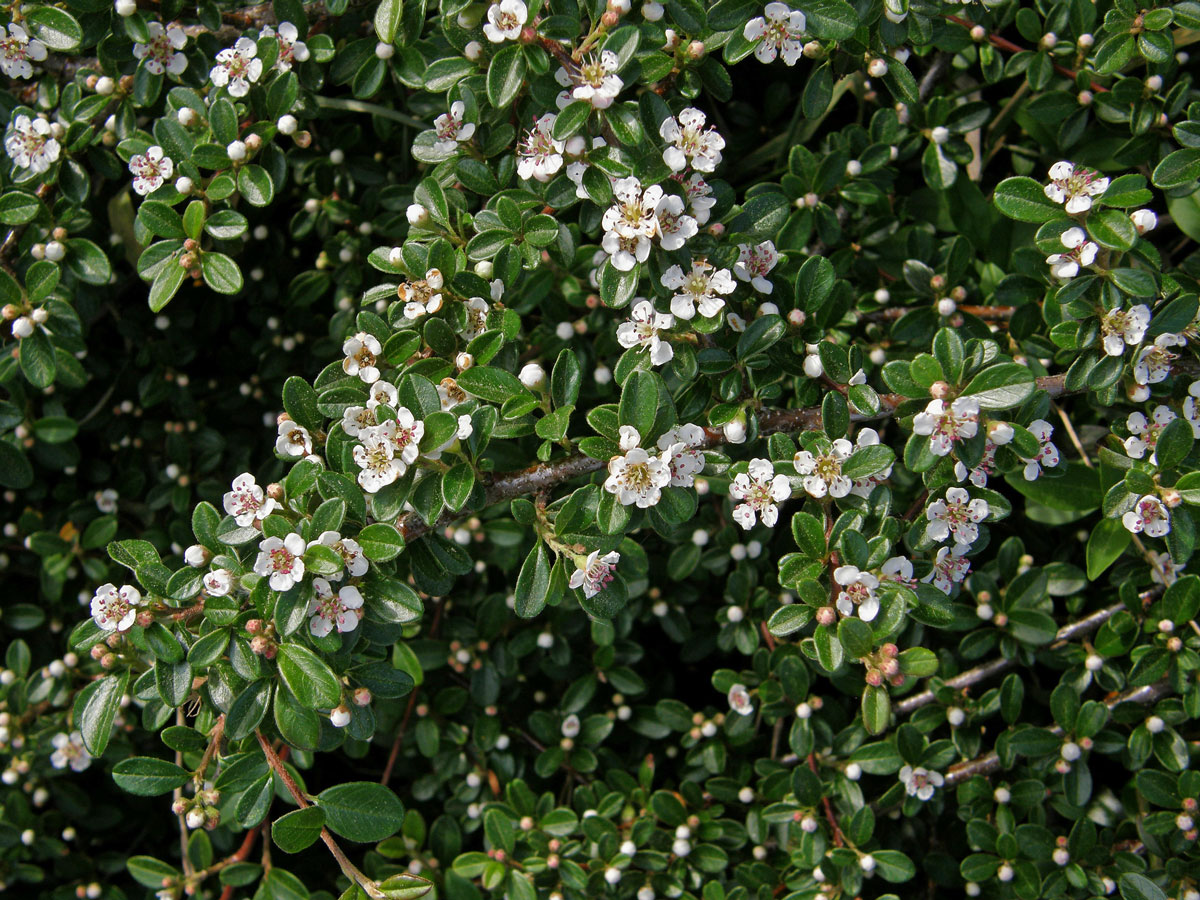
91 583 144 632
310 531 369 578
660 107 725 173
925 487 988 546
793 439 853 498
1046 226 1098 279
849 428 893 496
1149 550 1184 587
603 177 663 239
353 422 406 492
1044 161 1110 215
460 296 491 341
50 732 91 772
680 172 716 224
728 683 754 715
899 765 944 801
95 489 119 514
129 145 174 196
742 3 806 66
618 425 641 451
565 136 609 199
602 228 652 271
484 0 527 42
569 549 620 597
433 101 476 154
263 21 309 72
1124 406 1176 464
398 268 445 320
616 299 674 365
657 424 705 487
1020 419 1060 480
880 555 916 588
307 578 363 637
276 420 313 457
223 472 278 526
1134 333 1183 385
1130 209 1157 235
1123 495 1170 538
1183 380 1200 437
653 194 698 251
133 23 188 75
923 545 970 594
368 380 399 411
734 241 779 294
516 114 564 182
5 115 60 174
833 565 880 621
955 441 998 488
730 458 791 529
203 569 234 597
210 37 263 97
1100 305 1150 357
556 51 623 108
0 25 47 80
342 404 377 437
254 533 307 591
661 261 735 320
605 448 671 508
912 397 980 456
388 407 425 462
342 331 382 383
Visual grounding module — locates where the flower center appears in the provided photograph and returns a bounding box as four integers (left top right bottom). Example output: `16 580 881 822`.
578 57 607 87
814 453 841 482
270 547 296 573
0 37 28 60
623 461 653 491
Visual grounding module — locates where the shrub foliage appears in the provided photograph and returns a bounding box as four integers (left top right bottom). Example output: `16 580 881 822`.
0 0 1199 899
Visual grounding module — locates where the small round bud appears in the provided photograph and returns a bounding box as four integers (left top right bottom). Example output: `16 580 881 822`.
115 0 136 14
1146 74 1163 91
1077 33 1094 48
376 42 395 59
845 159 862 177
930 125 950 145
45 241 66 262
867 58 888 77
1041 32 1057 49
330 705 351 727
277 114 298 135
1084 653 1103 671
947 707 965 726
407 204 430 226
994 786 1011 804
95 76 115 95
970 24 985 41
1146 715 1165 733
226 140 247 161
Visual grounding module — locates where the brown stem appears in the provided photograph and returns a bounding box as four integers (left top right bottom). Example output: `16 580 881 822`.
944 679 1170 786
255 731 386 900
396 374 1072 543
216 829 261 900
379 690 420 787
865 305 1016 322
807 753 845 846
943 15 1109 93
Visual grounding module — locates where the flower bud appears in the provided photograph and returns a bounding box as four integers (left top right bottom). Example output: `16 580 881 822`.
867 58 888 77
845 159 862 177
226 140 247 161
518 363 546 391
376 41 395 59
407 203 430 226
115 0 136 14
330 705 351 727
930 125 949 145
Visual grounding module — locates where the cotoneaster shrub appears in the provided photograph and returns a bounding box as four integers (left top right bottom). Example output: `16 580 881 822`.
1 0 1199 899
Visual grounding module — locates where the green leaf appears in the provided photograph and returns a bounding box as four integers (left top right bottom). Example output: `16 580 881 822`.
149 258 187 312
959 363 1035 409
1086 517 1132 580
0 441 33 490
1087 209 1137 251
357 523 405 561
238 166 275 207
1151 148 1200 190
374 0 403 42
442 463 475 512
862 685 890 735
993 176 1066 223
1119 874 1167 900
201 252 243 294
456 366 529 404
515 542 552 618
227 679 273 740
618 369 659 440
25 5 83 50
486 45 526 109
112 757 191 796
19 327 56 388
1155 418 1193 471
272 807 327 853
317 782 405 842
137 201 186 239
276 644 342 709
74 671 129 756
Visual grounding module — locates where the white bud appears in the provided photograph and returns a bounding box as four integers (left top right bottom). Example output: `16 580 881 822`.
930 126 950 145
845 763 861 781
1077 33 1094 48
48 660 66 678
330 705 351 727
594 365 612 385
947 707 965 726
605 868 621 885
1061 741 1081 761
803 354 823 378
726 606 744 623
620 840 637 856
1178 814 1195 831
376 42 395 59
45 241 66 262
994 786 1011 804
277 114 298 135
738 787 754 803
998 864 1014 882
1085 653 1103 671
177 107 197 126
730 543 747 561
874 288 890 303
465 40 483 60
407 203 430 226
329 148 345 165
226 140 247 161
519 363 546 390
867 58 888 77
536 631 554 649
1130 209 1157 235
795 702 812 719
845 159 862 177
1053 848 1070 866
642 0 664 18
172 176 193 195
12 317 34 339
1146 75 1162 91
1158 618 1174 633
638 887 656 900
966 883 981 897
691 528 709 546
988 422 1014 445
95 76 115 95
21 829 35 846
937 298 957 316
722 418 746 444
115 0 136 14
186 809 206 829
555 321 574 340
672 838 690 856
859 854 876 873
800 815 818 833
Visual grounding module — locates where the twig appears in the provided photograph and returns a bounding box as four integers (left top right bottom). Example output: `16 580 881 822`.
379 690 420 787
808 753 844 846
943 15 1108 93
255 731 388 900
944 680 1170 786
395 374 1073 543
892 599 1129 715
865 305 1016 322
